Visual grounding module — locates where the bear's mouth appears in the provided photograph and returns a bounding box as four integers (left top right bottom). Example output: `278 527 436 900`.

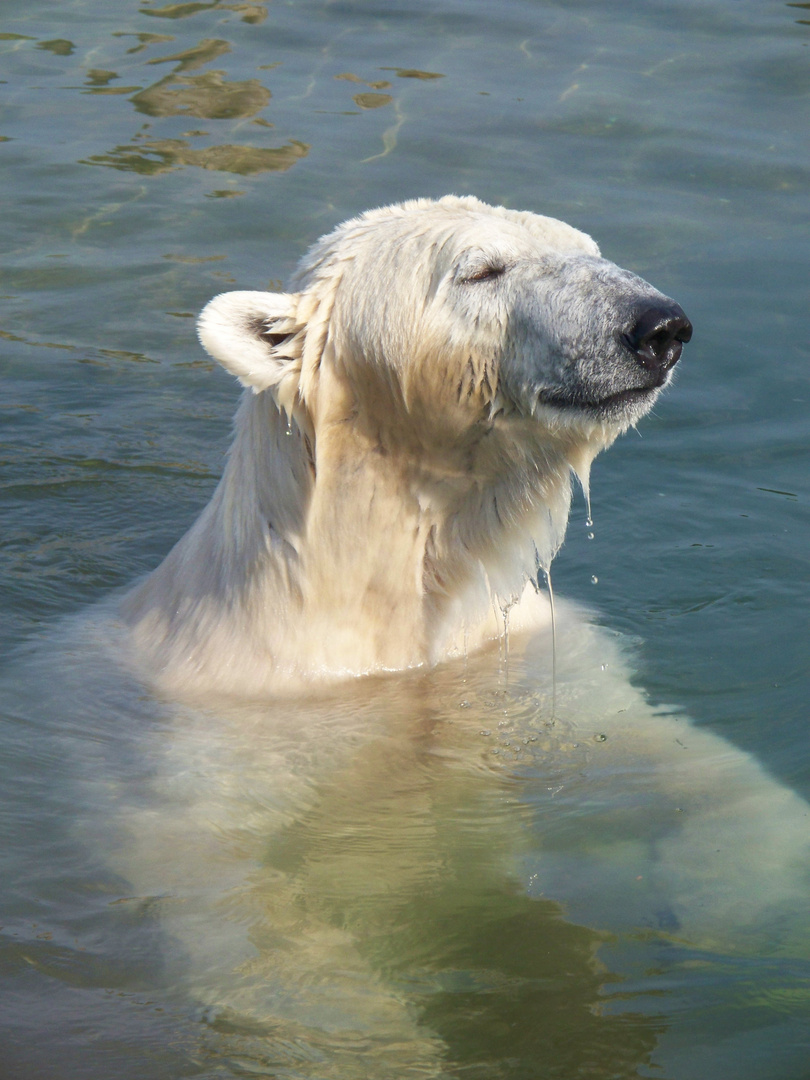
537 382 663 418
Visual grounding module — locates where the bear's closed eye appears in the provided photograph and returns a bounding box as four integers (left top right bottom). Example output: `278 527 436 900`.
464 265 506 283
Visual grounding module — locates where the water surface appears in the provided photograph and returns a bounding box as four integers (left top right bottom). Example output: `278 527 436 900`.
2 1 810 1077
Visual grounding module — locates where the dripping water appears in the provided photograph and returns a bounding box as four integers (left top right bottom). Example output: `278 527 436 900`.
584 490 595 541
574 458 595 540
529 462 597 719
533 547 557 720
499 601 512 686
544 566 557 718
576 464 598 582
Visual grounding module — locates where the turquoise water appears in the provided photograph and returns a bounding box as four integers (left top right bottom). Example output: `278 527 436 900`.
2 1 810 1076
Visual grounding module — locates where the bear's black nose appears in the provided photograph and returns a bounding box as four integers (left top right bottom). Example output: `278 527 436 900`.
621 303 692 380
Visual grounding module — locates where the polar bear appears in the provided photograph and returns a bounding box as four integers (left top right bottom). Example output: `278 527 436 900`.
122 195 691 697
8 199 810 1078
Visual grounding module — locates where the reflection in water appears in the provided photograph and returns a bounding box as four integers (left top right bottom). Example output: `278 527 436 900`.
113 30 175 53
145 37 232 71
67 6 304 179
85 137 308 175
352 92 393 110
84 69 143 95
335 72 395 112
18 5 452 185
383 67 446 80
141 0 268 23
132 70 269 119
37 37 75 56
85 69 122 88
335 71 392 90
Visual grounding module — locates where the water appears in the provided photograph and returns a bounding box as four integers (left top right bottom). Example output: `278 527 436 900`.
2 0 810 1076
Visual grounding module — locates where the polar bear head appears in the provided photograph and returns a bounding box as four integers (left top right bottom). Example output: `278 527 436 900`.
127 197 692 690
198 195 691 457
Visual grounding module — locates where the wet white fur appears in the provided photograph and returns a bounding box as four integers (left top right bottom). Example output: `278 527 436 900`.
121 197 659 697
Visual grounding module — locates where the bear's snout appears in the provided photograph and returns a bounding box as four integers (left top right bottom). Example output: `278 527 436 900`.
620 302 692 383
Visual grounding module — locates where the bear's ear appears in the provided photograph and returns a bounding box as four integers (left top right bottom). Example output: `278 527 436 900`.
197 290 304 402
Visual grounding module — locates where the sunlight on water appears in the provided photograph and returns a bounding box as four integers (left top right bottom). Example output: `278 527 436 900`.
2 0 810 1077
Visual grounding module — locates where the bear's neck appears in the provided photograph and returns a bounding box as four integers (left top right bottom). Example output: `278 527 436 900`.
123 390 586 697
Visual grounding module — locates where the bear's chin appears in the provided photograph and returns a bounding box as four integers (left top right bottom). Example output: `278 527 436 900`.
586 384 663 420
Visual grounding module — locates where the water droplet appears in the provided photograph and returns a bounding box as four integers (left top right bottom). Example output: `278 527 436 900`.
600 663 609 671
594 733 607 742
480 729 491 736
459 700 471 709
591 575 598 585
587 532 595 540
585 516 593 529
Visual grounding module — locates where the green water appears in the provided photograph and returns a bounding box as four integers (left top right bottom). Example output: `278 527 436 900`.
2 1 810 1076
